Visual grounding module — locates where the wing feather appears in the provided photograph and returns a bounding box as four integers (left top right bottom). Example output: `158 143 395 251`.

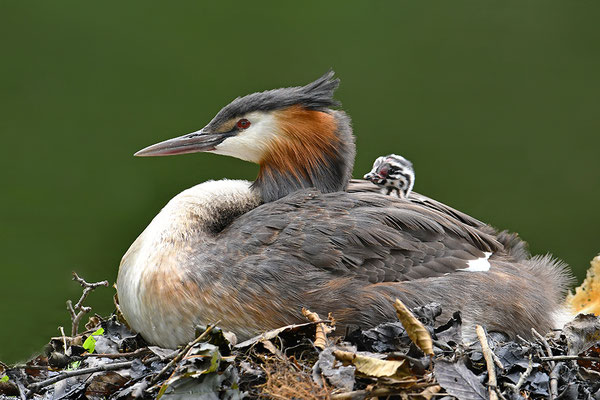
207 187 513 283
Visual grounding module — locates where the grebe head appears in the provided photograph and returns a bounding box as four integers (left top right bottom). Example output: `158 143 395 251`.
364 154 415 198
135 71 355 202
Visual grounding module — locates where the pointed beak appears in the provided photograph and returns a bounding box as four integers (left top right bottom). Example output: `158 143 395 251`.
134 129 232 157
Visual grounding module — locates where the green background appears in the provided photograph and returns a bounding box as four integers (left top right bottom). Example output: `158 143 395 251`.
1 2 598 363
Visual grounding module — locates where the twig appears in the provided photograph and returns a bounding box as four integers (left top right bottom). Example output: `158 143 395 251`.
549 362 562 400
491 351 504 370
506 354 533 394
330 386 425 400
516 335 531 347
67 272 109 336
476 325 498 400
302 308 332 350
57 326 69 356
58 326 70 356
26 360 134 394
531 328 556 400
495 389 508 400
12 365 51 370
541 355 600 362
147 323 218 388
531 328 553 359
16 381 27 400
82 348 151 359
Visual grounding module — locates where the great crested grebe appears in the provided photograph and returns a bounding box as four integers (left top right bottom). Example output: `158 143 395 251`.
117 72 571 348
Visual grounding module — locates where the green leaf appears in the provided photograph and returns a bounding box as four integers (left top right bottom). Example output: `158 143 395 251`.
83 327 105 353
0 375 9 382
67 360 81 370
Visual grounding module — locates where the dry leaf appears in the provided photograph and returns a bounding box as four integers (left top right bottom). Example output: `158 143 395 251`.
567 255 600 316
333 350 411 379
419 385 441 400
260 339 285 359
394 299 434 356
434 359 487 400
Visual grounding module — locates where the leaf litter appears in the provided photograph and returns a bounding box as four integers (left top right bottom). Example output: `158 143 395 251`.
2 259 600 399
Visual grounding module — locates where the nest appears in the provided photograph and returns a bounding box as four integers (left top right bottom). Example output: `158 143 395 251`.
2 257 600 399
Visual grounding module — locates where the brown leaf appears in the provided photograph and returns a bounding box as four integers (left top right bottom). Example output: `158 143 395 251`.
419 385 442 400
260 339 286 360
333 350 411 379
85 315 102 331
567 255 600 316
394 299 434 356
85 371 128 398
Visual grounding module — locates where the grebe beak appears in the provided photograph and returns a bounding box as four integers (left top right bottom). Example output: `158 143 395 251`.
134 128 234 157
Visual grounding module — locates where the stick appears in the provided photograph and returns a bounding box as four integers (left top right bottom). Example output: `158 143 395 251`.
506 354 533 394
549 362 562 400
26 360 134 394
541 355 600 362
16 381 27 400
82 348 151 359
330 386 440 400
476 325 498 400
491 351 504 370
531 328 555 400
67 272 109 336
531 328 553 359
58 326 69 355
302 308 332 350
12 365 51 370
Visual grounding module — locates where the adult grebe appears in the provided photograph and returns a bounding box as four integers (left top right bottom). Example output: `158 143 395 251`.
118 72 571 348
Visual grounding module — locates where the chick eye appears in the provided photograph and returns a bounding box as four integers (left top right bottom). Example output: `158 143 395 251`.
236 119 251 130
379 167 389 176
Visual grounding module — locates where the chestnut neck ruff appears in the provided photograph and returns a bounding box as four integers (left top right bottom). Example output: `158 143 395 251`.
252 106 355 203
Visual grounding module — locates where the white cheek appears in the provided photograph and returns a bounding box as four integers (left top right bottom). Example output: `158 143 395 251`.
212 112 278 163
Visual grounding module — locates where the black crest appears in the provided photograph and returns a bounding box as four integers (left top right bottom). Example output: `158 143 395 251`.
207 71 341 129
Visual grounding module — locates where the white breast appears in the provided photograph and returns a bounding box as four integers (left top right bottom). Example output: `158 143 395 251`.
116 179 259 347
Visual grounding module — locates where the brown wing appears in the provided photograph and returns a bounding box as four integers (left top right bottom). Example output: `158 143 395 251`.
209 188 504 284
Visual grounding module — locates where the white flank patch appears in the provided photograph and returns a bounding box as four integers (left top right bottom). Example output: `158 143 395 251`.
462 251 492 272
552 308 575 330
213 111 278 163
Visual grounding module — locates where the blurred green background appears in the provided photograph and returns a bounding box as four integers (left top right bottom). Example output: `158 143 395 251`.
1 1 598 363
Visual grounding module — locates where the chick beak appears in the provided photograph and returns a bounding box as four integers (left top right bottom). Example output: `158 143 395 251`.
364 172 382 182
134 129 231 157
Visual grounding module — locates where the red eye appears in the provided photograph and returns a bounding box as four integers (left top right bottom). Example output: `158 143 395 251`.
379 167 389 177
236 119 251 129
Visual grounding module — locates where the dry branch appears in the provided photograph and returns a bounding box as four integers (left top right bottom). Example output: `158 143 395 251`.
302 308 333 350
27 360 135 394
476 325 498 400
66 272 109 336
